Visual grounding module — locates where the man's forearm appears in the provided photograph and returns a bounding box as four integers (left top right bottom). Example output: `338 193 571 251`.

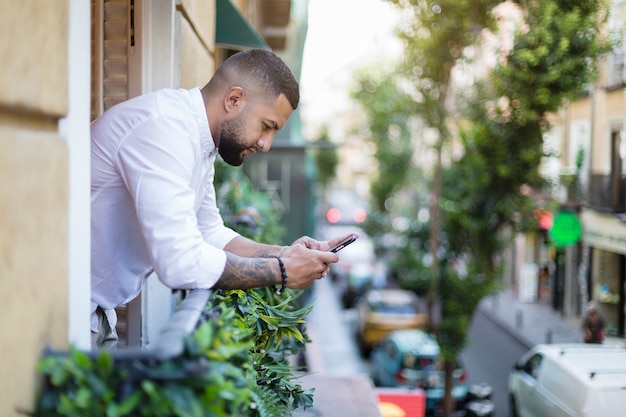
213 252 279 290
223 235 283 258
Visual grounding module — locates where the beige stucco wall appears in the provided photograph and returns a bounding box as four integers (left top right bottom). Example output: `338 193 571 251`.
178 0 216 88
570 87 626 175
0 2 70 416
568 96 591 121
604 88 626 124
0 1 69 116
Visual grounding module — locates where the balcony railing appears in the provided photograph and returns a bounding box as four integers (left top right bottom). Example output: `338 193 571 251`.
587 174 626 213
34 289 218 416
111 288 212 361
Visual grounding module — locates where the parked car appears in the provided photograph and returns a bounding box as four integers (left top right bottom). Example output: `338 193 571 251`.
370 329 494 416
508 343 626 417
355 288 427 355
340 262 375 309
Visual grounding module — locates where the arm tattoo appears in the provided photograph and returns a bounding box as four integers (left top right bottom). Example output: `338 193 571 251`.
214 253 278 290
254 247 280 258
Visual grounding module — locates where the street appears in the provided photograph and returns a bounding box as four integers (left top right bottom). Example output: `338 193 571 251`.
304 274 599 417
461 309 528 417
326 278 530 417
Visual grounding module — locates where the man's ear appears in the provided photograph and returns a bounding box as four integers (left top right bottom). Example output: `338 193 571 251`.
225 86 245 112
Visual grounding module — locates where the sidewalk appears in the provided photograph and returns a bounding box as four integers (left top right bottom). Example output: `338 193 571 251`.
294 278 379 417
303 277 369 376
477 289 625 349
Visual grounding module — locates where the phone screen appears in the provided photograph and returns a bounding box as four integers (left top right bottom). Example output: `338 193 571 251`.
329 235 358 253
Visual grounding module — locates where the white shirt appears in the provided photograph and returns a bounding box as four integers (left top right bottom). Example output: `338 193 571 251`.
90 87 239 331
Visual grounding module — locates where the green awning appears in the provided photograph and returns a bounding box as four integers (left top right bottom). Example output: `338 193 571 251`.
216 0 270 50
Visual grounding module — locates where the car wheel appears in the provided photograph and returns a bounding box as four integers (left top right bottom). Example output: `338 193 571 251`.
370 371 380 387
356 332 371 357
509 394 519 417
468 383 493 401
465 399 495 417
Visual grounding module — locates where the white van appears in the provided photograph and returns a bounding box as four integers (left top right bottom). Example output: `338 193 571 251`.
508 344 626 417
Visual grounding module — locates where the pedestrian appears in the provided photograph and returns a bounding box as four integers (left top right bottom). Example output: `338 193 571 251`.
582 302 605 344
90 49 355 349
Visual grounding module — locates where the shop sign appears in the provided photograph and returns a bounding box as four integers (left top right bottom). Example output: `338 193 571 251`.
581 209 626 255
549 211 582 247
376 388 426 417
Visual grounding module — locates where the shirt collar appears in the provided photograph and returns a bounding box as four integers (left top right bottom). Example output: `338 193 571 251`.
191 87 217 158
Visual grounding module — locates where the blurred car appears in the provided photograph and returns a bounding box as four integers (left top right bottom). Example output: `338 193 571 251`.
355 288 427 355
508 344 626 417
341 262 375 308
370 329 494 417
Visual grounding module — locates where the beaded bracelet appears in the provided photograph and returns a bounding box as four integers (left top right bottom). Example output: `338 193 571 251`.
277 245 289 258
275 257 288 295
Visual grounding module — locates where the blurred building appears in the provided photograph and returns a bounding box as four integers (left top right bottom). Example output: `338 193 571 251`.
548 0 626 337
492 0 626 340
432 0 626 341
300 0 403 227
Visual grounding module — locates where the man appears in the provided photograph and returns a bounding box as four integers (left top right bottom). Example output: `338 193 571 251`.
90 49 353 349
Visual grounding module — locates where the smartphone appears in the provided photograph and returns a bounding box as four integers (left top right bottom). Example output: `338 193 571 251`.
328 234 358 253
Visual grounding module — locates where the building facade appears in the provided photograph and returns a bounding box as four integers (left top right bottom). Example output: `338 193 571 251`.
0 1 305 415
539 0 626 337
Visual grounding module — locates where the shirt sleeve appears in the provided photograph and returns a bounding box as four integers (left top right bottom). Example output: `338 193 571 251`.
114 114 227 290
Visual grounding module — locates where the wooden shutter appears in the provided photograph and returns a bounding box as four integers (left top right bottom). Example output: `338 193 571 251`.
91 0 132 121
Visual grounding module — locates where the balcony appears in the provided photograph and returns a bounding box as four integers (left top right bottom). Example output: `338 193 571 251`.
586 174 626 213
35 288 383 416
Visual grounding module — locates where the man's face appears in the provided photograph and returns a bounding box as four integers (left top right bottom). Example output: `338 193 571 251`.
218 109 248 166
218 94 293 166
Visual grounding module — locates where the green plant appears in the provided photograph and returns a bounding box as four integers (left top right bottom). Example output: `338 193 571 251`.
214 288 315 416
32 302 254 417
32 288 315 417
214 160 286 244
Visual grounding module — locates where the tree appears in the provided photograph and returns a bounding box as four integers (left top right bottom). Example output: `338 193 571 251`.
388 0 504 333
439 1 611 416
444 0 612 302
351 64 426 269
387 1 504 414
382 1 612 416
351 66 416 213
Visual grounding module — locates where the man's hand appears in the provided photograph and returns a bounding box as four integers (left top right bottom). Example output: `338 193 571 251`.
278 243 340 288
217 232 361 292
292 232 360 252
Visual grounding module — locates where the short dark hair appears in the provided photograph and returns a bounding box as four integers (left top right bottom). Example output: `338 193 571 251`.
220 49 300 110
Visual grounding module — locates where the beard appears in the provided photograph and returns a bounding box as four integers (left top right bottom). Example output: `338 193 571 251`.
218 113 249 166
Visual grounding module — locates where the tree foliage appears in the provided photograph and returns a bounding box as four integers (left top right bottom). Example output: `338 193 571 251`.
446 0 611 278
357 1 613 416
385 2 505 414
437 2 611 414
390 0 503 129
496 0 611 121
352 66 416 213
310 125 339 192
